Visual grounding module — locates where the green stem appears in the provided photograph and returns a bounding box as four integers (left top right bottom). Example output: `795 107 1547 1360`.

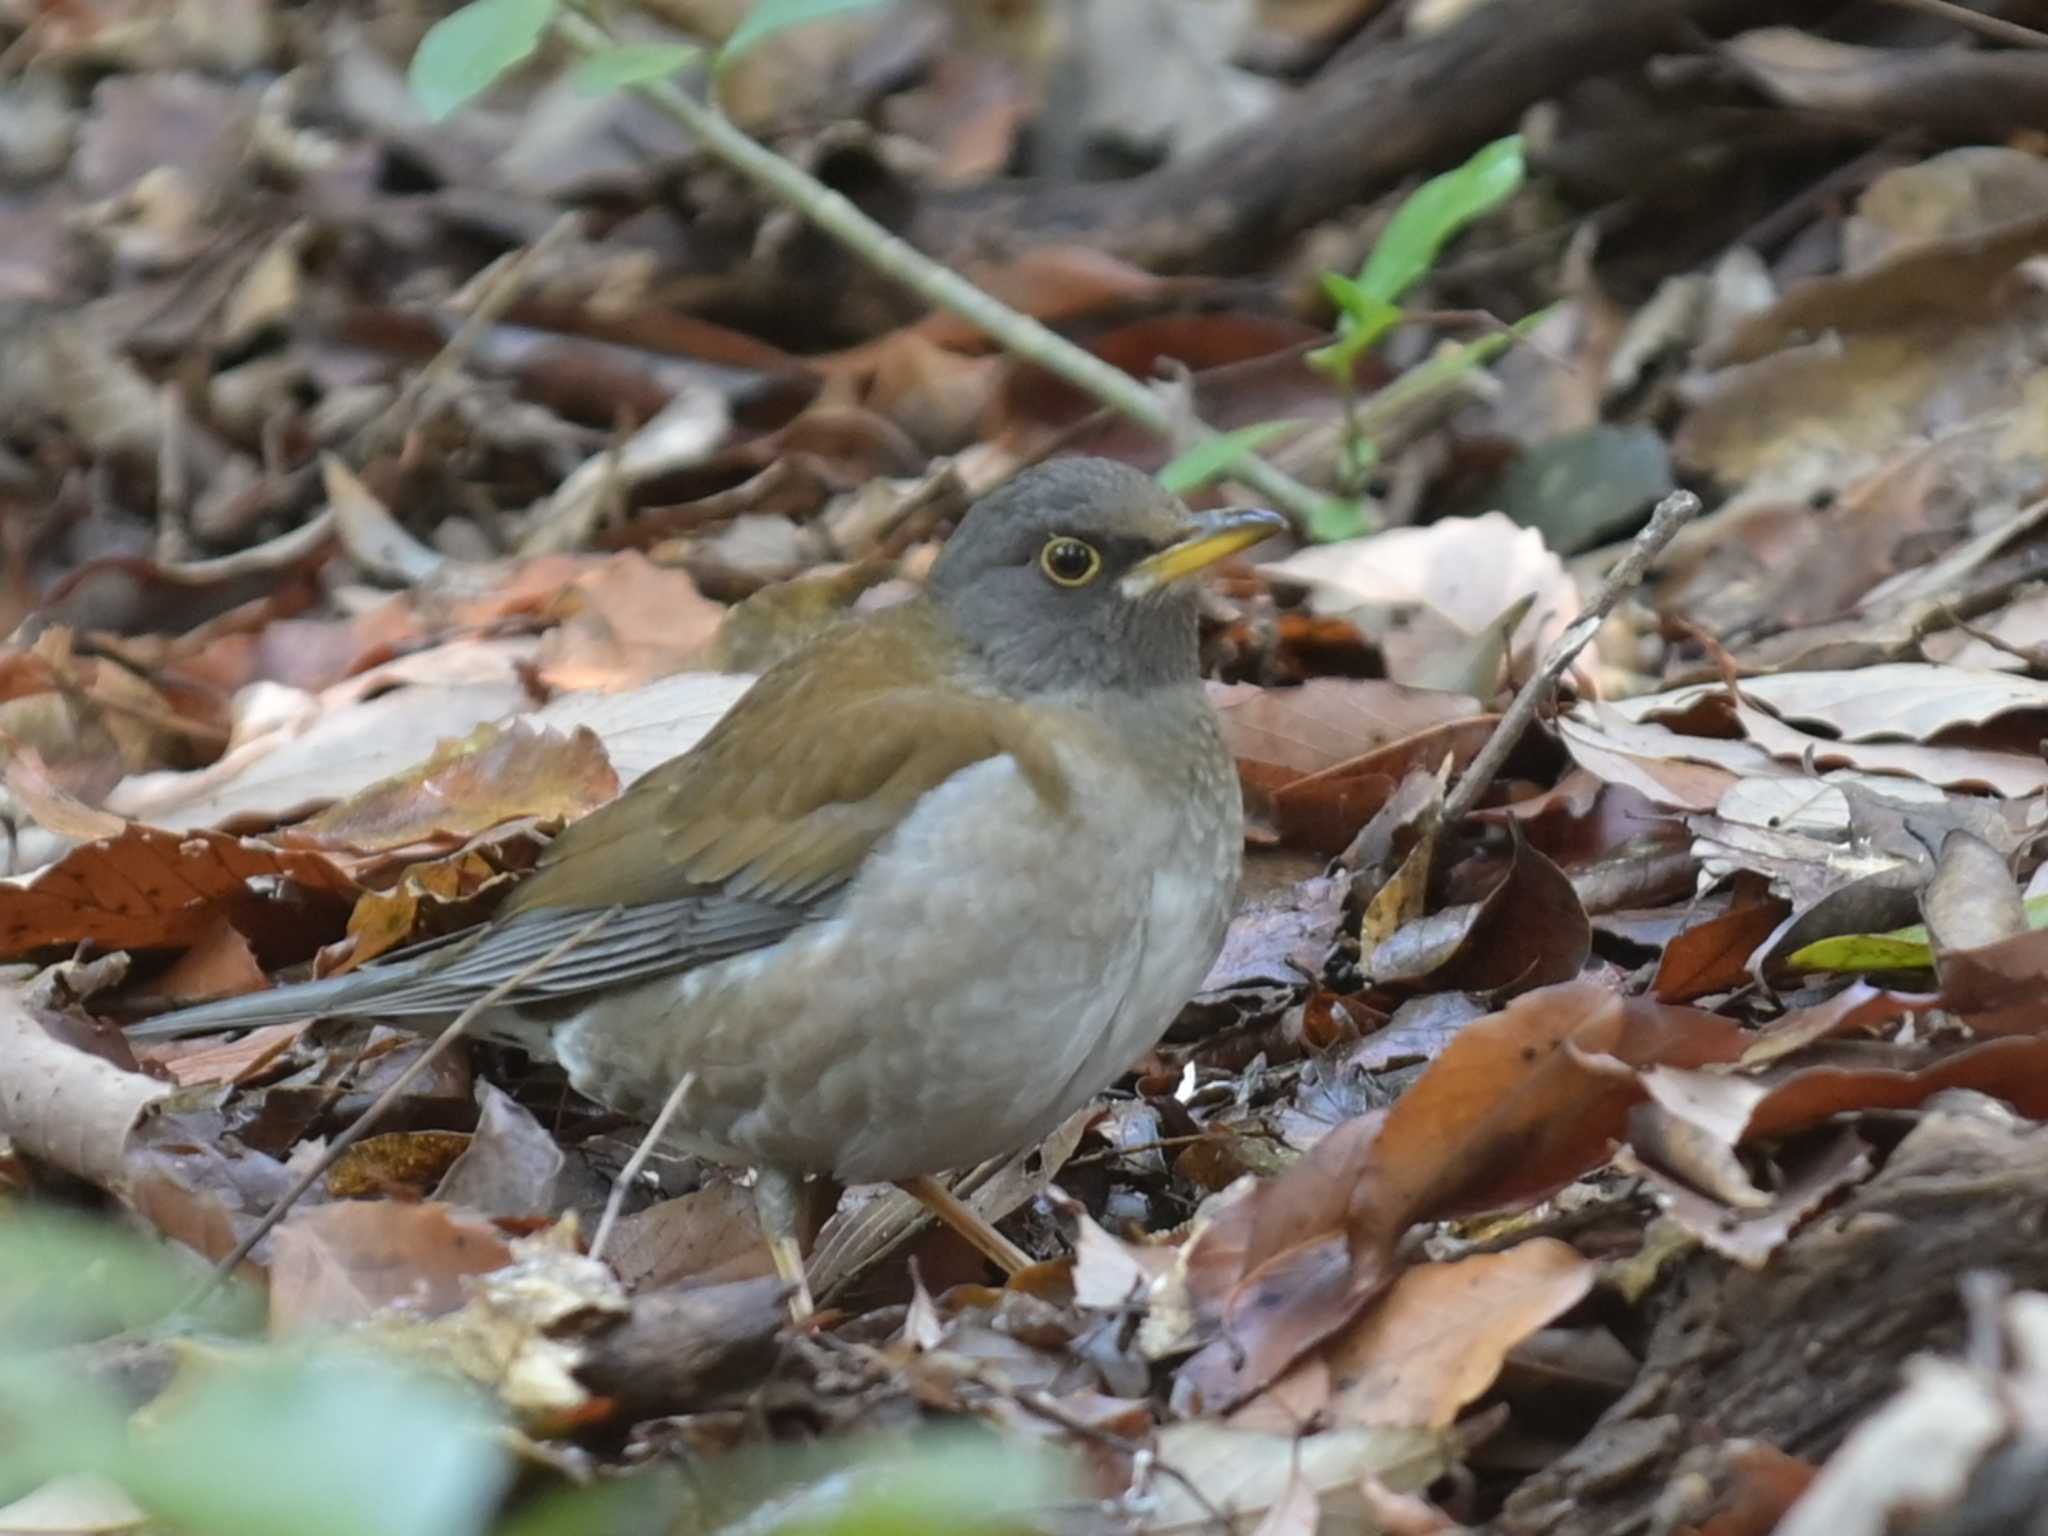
552 8 1339 533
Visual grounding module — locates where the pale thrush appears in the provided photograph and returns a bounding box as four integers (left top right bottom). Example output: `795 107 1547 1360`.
131 457 1283 1306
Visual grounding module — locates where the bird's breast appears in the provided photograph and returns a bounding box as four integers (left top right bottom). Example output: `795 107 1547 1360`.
551 701 1242 1184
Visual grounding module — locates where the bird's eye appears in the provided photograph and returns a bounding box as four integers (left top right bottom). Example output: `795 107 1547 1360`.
1039 537 1102 587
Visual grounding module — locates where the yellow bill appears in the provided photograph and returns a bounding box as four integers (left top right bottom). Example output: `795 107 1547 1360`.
1121 506 1289 597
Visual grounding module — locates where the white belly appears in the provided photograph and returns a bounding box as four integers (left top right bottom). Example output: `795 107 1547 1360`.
549 742 1238 1183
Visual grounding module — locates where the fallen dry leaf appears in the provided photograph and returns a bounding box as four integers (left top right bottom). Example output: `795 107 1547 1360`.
1367 825 1591 993
268 1200 516 1333
1173 981 1747 1409
1262 514 1581 690
0 824 357 957
532 552 726 692
1213 679 1480 778
1239 1238 1596 1431
290 719 618 854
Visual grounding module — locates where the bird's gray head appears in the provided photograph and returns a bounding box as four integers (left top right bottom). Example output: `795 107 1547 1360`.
928 457 1285 697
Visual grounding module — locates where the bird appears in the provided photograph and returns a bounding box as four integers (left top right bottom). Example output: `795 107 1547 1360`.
130 457 1283 1312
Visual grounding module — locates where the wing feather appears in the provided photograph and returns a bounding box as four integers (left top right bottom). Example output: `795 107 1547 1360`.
129 603 1070 1041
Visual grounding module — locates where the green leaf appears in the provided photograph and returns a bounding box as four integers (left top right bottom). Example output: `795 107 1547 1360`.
1306 496 1373 542
0 1354 135 1505
408 0 558 122
0 1209 259 1348
127 1348 510 1536
716 0 889 72
1157 421 1306 496
1311 273 1404 376
1312 135 1526 375
570 41 701 94
1786 894 2048 974
1356 134 1525 308
726 1432 1073 1536
1782 933 1942 974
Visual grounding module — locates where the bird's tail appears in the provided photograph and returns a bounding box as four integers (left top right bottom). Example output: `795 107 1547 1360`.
124 963 424 1041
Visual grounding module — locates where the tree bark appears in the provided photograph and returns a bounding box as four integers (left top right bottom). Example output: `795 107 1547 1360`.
1487 1094 2048 1536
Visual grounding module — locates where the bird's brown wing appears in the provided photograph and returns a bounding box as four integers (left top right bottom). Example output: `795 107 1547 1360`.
505 604 1069 916
370 605 1073 1011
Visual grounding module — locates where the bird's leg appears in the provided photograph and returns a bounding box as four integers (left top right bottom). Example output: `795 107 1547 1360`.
752 1165 816 1322
896 1173 1034 1277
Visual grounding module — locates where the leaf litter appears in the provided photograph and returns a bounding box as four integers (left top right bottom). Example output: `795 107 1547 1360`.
14 1 2048 1533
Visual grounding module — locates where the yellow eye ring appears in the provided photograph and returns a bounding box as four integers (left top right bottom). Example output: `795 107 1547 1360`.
1039 537 1102 587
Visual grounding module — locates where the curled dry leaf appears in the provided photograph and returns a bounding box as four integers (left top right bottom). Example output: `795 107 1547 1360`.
342 841 535 969
1921 829 2027 960
1642 1035 2048 1151
1173 981 1746 1409
268 1200 516 1333
361 1222 627 1427
1367 825 1590 993
1261 514 1581 692
432 1081 575 1221
1237 1238 1597 1432
0 972 167 1195
290 720 619 854
0 824 357 957
1616 1130 1872 1270
1213 679 1481 779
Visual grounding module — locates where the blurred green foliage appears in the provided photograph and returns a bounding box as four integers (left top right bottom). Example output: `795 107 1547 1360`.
0 1211 1076 1536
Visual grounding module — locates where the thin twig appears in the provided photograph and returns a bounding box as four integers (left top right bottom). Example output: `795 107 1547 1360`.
590 1069 695 1263
182 907 621 1309
1441 489 1702 828
550 7 1336 535
1869 0 2048 47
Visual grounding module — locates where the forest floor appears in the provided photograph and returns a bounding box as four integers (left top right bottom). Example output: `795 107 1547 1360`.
7 1 2048 1532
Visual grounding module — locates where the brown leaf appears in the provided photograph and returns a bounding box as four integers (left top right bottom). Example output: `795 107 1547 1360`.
143 913 270 1006
1266 715 1499 855
325 1130 472 1200
1725 34 2048 150
1214 680 1480 778
1652 896 1790 1002
1706 207 2048 369
606 1180 773 1293
1175 982 1746 1408
269 1201 515 1332
1240 1239 1596 1432
0 825 357 957
1643 1035 2048 1149
1688 1441 1819 1536
291 720 618 854
1930 929 2048 1036
532 553 727 692
1617 1130 1872 1270
132 1021 306 1088
434 1082 575 1221
1368 825 1590 994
